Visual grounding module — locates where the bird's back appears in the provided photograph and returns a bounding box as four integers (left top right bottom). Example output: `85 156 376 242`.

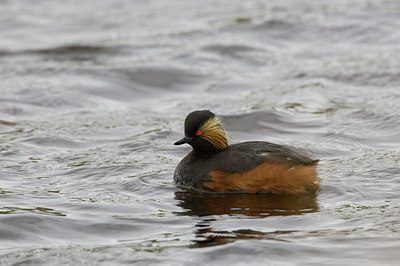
174 141 319 194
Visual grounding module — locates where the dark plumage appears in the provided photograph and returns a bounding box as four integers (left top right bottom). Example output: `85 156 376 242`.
174 110 319 194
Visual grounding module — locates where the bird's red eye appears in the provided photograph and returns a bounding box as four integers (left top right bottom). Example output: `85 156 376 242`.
196 130 202 136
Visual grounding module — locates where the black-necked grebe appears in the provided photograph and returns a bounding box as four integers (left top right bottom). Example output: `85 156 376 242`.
174 110 319 194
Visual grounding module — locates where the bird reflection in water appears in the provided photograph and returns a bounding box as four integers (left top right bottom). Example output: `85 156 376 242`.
174 191 319 248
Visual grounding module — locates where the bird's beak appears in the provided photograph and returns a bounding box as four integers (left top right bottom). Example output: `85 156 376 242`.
174 136 193 145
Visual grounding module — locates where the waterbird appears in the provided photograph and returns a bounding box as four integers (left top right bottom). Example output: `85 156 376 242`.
173 110 319 194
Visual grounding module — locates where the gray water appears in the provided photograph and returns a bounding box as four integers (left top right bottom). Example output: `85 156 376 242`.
1 0 400 265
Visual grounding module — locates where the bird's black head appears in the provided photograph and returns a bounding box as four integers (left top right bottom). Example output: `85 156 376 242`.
174 110 229 152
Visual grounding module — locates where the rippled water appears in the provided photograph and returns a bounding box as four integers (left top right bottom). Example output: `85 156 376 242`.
1 0 400 265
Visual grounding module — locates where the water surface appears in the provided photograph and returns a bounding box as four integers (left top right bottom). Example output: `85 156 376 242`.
1 0 400 265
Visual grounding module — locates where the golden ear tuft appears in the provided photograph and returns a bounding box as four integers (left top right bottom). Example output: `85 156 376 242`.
198 116 229 150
